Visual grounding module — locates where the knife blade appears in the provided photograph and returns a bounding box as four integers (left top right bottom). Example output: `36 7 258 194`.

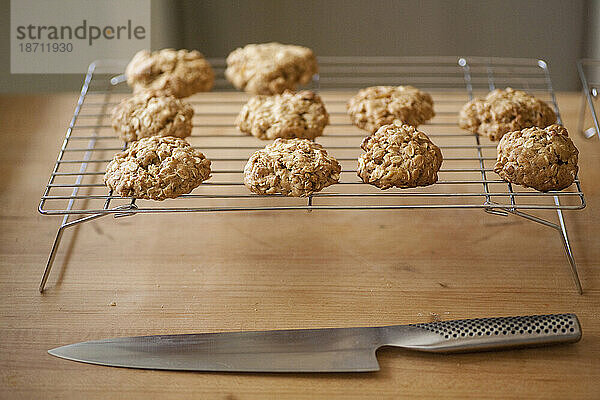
48 313 581 373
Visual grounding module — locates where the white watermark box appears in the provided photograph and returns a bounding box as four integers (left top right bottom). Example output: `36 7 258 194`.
11 0 150 73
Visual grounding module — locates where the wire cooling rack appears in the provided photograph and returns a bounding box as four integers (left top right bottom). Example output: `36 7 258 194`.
577 59 600 140
39 56 584 216
38 56 586 293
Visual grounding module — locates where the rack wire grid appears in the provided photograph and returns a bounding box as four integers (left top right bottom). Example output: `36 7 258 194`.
38 56 586 293
577 59 600 140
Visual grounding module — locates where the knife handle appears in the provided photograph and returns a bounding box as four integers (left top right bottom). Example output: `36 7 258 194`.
389 313 581 353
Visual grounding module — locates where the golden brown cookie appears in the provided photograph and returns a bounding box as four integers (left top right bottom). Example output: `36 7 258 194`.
104 136 211 200
244 138 341 196
225 42 318 95
357 122 443 189
459 87 557 141
126 49 214 98
494 124 578 191
111 91 194 143
347 86 435 133
236 90 329 140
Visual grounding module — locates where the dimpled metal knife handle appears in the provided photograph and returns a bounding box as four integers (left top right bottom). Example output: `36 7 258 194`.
393 313 581 353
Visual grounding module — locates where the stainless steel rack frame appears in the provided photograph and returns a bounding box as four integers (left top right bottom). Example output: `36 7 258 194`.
577 59 600 140
39 56 586 293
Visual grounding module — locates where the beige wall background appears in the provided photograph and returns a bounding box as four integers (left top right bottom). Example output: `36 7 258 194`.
1 0 598 92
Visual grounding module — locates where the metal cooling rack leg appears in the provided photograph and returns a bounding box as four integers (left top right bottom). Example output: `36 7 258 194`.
577 60 600 139
40 220 67 292
489 204 583 295
39 213 109 292
578 90 591 138
554 198 583 295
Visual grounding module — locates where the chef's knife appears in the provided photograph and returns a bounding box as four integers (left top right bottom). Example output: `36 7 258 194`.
49 313 581 372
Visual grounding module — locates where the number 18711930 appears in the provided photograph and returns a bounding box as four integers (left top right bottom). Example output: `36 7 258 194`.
19 42 73 53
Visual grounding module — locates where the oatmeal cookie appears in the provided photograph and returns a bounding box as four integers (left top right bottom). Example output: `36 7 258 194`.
104 136 211 200
347 86 435 133
225 42 318 95
357 122 443 189
236 90 329 140
459 87 557 141
244 138 341 196
126 49 214 98
494 124 578 191
111 91 194 143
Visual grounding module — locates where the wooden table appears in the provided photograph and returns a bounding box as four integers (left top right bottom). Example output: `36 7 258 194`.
0 92 598 399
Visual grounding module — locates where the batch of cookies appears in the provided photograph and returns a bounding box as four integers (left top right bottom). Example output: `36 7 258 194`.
104 43 579 201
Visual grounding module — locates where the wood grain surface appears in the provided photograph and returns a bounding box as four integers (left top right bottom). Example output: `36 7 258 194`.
0 92 598 399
